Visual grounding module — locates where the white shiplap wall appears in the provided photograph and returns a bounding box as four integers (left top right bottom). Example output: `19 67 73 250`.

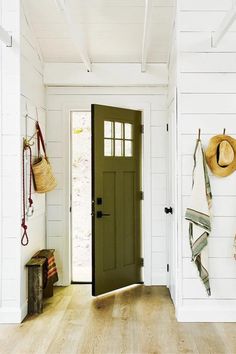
177 0 236 322
0 0 21 323
46 86 168 286
20 2 46 310
0 0 46 323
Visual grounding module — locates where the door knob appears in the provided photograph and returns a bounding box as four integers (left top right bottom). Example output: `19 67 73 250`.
164 207 173 214
96 211 111 218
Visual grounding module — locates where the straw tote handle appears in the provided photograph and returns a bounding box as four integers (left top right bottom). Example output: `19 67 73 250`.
36 121 48 160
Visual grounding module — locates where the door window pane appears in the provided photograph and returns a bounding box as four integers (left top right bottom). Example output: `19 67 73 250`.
104 121 113 138
104 139 113 156
115 139 123 156
104 121 134 158
115 122 123 139
125 123 132 139
125 140 133 157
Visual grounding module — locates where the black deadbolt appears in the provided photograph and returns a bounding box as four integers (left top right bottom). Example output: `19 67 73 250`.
97 197 102 205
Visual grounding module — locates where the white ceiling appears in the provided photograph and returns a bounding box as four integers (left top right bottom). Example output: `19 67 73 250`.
25 0 175 65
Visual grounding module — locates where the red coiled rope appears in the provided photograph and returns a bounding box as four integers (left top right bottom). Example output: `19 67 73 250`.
21 141 34 246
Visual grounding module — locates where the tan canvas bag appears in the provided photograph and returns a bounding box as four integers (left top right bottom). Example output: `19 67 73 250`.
32 121 57 193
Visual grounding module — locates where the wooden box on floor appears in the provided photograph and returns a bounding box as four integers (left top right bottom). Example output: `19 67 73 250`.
26 249 56 315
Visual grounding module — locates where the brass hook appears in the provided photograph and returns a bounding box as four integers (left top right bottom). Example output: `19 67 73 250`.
23 138 34 148
23 129 39 148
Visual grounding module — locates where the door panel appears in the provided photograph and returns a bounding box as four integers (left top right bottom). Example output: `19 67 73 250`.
123 172 135 266
103 172 116 271
92 104 142 296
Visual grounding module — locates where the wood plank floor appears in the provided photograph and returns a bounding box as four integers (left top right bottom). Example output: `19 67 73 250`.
0 285 236 354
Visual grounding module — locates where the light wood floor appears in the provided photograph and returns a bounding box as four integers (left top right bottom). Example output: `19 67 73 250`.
0 285 236 354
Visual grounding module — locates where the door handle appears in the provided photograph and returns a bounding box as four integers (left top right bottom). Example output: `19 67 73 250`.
164 207 173 214
96 211 111 218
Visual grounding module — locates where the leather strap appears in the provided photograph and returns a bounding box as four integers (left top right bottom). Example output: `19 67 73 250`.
36 121 48 160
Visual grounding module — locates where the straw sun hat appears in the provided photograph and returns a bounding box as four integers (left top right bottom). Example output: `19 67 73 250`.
205 134 236 177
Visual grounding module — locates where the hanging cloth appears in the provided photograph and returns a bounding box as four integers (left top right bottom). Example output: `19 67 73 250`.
233 235 236 260
33 249 58 288
185 138 212 296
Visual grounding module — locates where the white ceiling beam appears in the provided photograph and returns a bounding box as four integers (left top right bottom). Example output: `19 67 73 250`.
0 25 12 47
23 0 44 63
55 0 92 72
44 63 168 87
212 0 236 47
141 0 153 72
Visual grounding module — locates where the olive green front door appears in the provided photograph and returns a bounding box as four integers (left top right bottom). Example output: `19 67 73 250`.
92 104 142 296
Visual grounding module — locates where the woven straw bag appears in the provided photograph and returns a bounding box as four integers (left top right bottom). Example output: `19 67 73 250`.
32 122 57 193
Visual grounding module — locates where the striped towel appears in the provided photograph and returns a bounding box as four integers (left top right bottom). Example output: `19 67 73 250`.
34 249 58 288
185 139 212 296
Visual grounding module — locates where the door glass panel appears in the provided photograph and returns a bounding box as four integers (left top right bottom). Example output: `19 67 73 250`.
125 140 133 157
125 123 132 139
115 139 123 156
104 139 113 156
104 121 113 138
115 122 123 139
104 121 134 158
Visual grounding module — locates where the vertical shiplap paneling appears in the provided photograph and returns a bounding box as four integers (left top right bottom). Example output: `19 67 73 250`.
46 88 168 285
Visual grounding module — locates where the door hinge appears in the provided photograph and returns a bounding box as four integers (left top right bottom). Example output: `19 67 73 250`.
141 124 144 134
70 206 72 213
167 264 169 272
140 191 144 200
166 123 169 132
140 257 144 267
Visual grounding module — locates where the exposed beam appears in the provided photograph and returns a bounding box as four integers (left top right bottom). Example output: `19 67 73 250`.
23 0 43 63
141 0 153 72
0 25 12 47
55 0 92 72
212 0 236 47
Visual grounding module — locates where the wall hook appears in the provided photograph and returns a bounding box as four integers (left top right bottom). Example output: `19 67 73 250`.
23 129 39 148
223 128 226 135
197 128 201 140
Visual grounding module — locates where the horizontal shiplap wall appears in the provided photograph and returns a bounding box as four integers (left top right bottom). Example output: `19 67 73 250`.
46 86 168 286
20 2 46 309
0 0 21 322
178 0 236 319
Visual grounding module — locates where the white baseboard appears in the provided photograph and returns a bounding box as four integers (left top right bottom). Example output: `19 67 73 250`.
177 306 236 322
21 300 28 322
0 300 28 324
